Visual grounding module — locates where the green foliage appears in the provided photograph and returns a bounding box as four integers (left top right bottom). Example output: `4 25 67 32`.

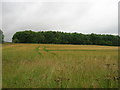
0 29 4 43
13 39 19 43
12 30 120 46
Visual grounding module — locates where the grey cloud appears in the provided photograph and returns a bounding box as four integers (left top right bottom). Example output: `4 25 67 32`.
2 0 118 42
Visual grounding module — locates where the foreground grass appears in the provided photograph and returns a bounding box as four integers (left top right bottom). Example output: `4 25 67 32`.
2 43 119 88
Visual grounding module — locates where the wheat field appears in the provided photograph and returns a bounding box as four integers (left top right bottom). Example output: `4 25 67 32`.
2 43 119 88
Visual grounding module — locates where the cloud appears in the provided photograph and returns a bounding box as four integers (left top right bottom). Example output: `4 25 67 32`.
2 0 119 41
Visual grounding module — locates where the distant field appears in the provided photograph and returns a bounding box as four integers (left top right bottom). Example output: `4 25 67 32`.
2 43 119 88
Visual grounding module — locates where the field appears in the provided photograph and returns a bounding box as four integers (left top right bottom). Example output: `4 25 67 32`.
2 43 119 88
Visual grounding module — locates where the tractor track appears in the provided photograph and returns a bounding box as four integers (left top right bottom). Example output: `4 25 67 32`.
35 46 58 57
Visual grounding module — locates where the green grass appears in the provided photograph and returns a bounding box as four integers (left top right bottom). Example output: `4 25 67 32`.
2 43 119 88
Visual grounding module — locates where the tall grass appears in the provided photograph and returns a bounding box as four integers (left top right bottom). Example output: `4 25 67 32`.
2 44 118 88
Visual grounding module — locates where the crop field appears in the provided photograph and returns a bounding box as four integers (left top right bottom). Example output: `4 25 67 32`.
2 43 119 88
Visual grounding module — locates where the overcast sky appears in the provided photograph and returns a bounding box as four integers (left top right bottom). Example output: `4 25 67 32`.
1 0 119 42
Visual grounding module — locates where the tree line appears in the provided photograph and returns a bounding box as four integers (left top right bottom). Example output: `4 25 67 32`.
12 30 120 46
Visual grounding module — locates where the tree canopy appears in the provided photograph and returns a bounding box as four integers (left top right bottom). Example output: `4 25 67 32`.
0 29 4 43
12 30 120 46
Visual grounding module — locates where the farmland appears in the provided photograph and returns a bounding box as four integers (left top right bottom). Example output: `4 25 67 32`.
2 43 118 88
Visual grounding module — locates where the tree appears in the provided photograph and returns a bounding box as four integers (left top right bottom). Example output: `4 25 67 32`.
12 30 36 43
0 29 4 43
33 32 45 43
12 38 19 43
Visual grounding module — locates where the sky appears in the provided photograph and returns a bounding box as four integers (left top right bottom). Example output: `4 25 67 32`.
0 0 119 42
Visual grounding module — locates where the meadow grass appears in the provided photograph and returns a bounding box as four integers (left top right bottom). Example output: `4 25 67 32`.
2 43 119 88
